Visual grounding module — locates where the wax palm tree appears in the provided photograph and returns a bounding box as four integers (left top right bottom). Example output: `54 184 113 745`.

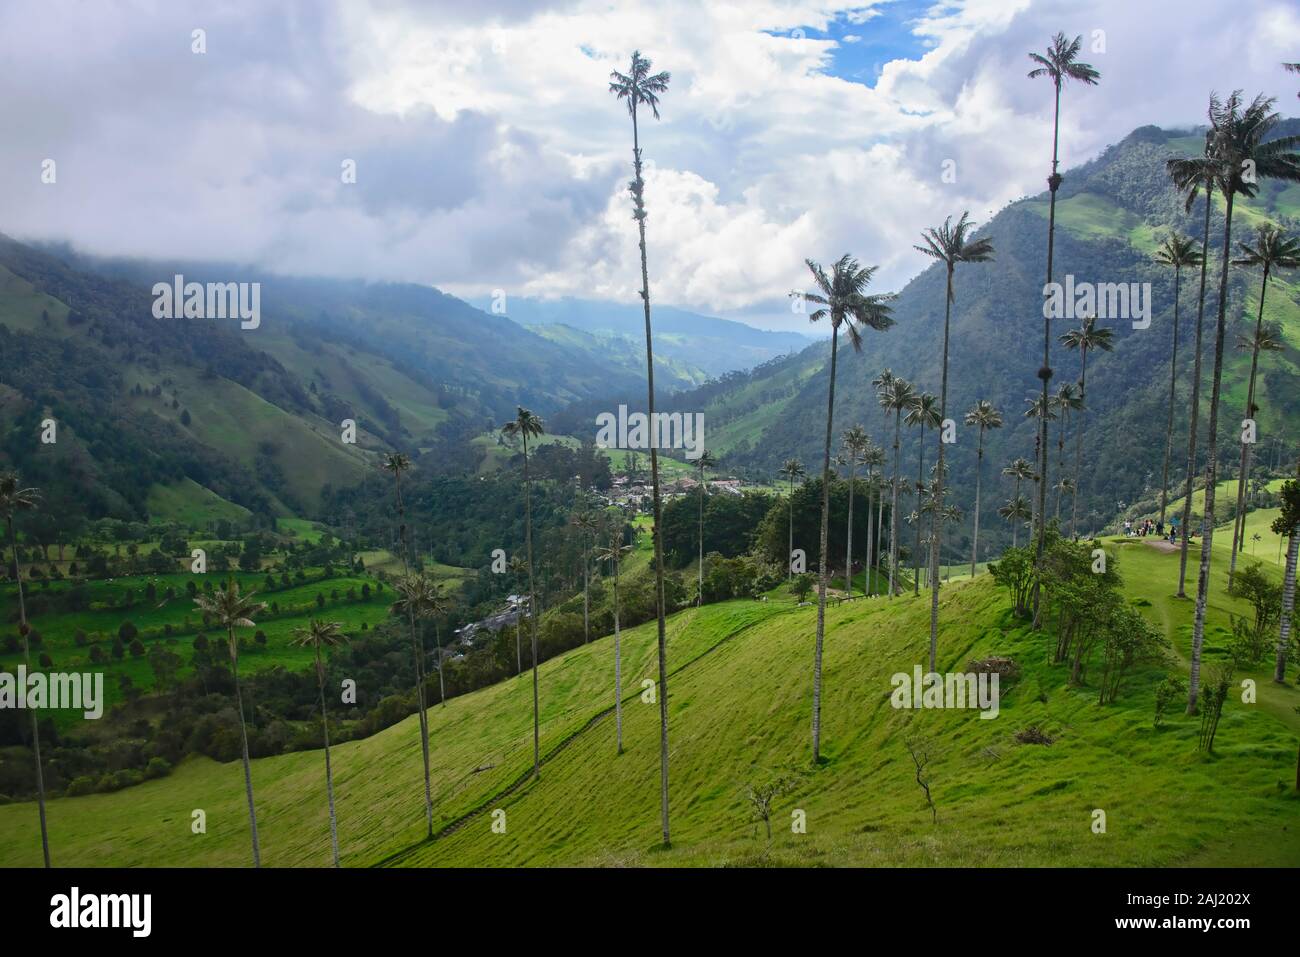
879 376 916 596
291 619 348 867
610 51 674 843
1228 226 1300 587
501 406 546 774
380 451 435 835
840 426 869 597
914 212 994 667
1154 233 1204 529
1167 132 1222 597
1028 32 1100 588
194 579 267 866
965 401 1003 575
1058 314 1113 536
595 533 633 754
779 458 806 579
1 473 49 867
905 392 940 597
1188 91 1300 713
798 254 894 764
570 509 599 640
1051 382 1083 521
863 442 886 594
695 449 717 606
1002 458 1034 548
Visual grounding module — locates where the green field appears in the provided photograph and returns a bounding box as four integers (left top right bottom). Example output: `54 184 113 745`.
2 532 1296 868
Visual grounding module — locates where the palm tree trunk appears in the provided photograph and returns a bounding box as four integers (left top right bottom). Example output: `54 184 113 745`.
914 429 925 597
1189 188 1236 713
614 556 623 753
929 273 953 671
698 471 704 606
1277 522 1297 684
1159 266 1183 526
890 412 902 597
1055 409 1066 522
315 644 340 867
865 467 875 596
812 328 839 764
1013 476 1021 548
8 518 49 868
845 459 856 598
1179 189 1215 597
1071 348 1089 538
392 471 433 838
582 542 590 641
971 430 985 577
787 477 794 580
229 634 261 867
1228 264 1270 589
631 103 671 845
1034 80 1064 630
523 434 540 776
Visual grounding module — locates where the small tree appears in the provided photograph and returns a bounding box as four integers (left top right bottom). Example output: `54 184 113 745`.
1197 665 1233 752
744 773 798 842
1154 675 1186 729
791 573 815 603
903 730 938 824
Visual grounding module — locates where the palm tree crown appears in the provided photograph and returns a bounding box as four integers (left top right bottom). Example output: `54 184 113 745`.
1027 33 1101 89
609 51 671 120
913 212 995 294
799 255 895 350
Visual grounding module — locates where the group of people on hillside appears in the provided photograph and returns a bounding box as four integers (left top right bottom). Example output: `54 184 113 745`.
1122 514 1188 544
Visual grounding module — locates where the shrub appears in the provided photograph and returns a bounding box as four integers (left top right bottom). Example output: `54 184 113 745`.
144 757 172 780
65 776 99 797
1014 726 1054 745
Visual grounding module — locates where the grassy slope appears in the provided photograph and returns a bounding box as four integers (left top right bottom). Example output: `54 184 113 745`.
146 479 253 527
3 542 1297 867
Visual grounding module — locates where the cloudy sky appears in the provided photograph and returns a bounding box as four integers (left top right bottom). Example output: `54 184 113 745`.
0 0 1295 330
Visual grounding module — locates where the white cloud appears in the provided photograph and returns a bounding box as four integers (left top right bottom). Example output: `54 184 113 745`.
0 0 1294 331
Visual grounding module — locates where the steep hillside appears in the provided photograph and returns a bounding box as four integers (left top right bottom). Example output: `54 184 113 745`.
2 537 1295 867
0 240 713 523
646 122 1300 546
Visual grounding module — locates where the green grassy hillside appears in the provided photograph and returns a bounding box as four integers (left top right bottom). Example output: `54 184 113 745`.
3 539 1296 867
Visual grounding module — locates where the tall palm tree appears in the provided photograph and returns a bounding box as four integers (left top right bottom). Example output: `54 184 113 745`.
194 579 267 866
1051 382 1083 522
291 619 348 867
1154 233 1204 528
595 533 633 753
1002 458 1035 548
965 400 1003 575
610 51 674 844
1228 226 1300 587
1058 314 1113 536
380 451 435 837
1 473 49 868
1167 132 1222 597
1028 33 1100 617
799 254 894 764
1187 91 1300 713
695 449 717 606
501 406 546 774
906 392 940 597
779 458 806 579
879 376 916 596
840 426 869 597
915 212 994 669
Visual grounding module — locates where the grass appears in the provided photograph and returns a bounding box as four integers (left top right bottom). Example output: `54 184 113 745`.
146 479 252 527
3 535 1297 867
